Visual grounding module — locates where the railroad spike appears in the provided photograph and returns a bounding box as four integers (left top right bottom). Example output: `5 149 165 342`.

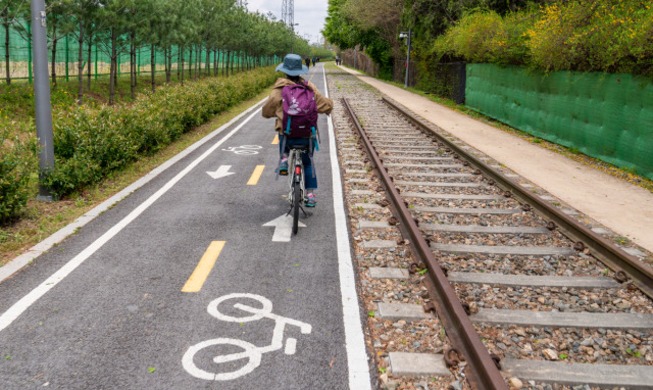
614 270 629 283
423 302 436 313
573 241 585 251
522 204 532 211
546 221 556 231
461 303 471 315
490 353 502 370
443 348 462 368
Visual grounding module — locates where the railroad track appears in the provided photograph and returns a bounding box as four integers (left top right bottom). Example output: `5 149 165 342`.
327 70 653 389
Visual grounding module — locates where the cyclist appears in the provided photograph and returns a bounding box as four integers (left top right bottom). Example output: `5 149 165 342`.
262 53 333 207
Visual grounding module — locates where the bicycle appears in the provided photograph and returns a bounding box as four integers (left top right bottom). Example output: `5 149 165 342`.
182 293 312 381
286 145 310 235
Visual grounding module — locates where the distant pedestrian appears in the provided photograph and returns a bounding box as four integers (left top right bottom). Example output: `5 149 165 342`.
305 57 311 69
335 56 341 65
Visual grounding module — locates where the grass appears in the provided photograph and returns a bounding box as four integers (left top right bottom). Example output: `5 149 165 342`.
0 87 272 267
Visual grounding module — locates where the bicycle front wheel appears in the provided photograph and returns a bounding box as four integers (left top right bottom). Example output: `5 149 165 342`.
292 181 301 235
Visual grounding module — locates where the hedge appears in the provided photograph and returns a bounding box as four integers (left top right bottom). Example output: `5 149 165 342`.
0 123 38 224
0 67 277 222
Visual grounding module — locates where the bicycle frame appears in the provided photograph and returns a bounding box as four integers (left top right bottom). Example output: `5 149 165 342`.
286 146 308 235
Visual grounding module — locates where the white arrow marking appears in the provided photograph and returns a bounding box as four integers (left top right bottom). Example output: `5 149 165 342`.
263 215 306 242
206 165 235 179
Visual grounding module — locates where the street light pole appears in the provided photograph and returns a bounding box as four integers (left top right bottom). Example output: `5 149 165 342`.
399 29 412 88
31 0 54 201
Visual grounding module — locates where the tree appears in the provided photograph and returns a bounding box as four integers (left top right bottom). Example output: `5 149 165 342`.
1 0 29 84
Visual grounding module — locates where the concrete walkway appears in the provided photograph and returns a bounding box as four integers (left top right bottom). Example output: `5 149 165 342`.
338 66 653 256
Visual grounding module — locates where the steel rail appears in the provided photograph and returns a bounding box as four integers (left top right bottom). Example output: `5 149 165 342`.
382 96 653 299
342 98 508 390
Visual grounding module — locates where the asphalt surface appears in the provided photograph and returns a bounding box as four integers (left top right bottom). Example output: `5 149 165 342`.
0 64 361 389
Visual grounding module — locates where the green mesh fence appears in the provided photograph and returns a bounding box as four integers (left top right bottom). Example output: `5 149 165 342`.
466 64 653 180
1 21 249 82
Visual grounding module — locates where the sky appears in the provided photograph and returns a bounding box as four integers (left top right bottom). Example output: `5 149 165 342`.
245 0 329 45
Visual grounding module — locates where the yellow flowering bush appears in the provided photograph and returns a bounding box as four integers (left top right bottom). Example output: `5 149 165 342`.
432 0 653 76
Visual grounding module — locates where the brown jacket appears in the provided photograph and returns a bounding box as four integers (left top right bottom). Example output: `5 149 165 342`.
262 77 334 132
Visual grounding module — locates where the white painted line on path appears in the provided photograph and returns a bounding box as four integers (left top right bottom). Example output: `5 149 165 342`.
324 65 372 390
0 98 266 284
0 106 263 333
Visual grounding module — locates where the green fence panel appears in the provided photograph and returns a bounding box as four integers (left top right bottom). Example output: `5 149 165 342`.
466 64 653 180
1 20 255 82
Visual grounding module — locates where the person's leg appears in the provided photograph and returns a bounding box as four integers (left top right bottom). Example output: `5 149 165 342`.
278 134 289 175
302 144 317 207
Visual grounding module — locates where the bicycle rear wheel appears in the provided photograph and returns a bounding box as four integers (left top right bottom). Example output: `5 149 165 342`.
292 181 301 235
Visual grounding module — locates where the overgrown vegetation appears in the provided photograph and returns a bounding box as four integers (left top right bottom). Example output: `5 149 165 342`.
325 0 653 77
432 1 653 76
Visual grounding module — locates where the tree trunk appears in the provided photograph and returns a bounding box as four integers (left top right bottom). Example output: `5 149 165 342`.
51 20 58 88
151 44 155 92
180 46 185 85
130 32 136 100
206 47 210 76
87 31 92 90
4 20 11 85
77 20 84 104
165 47 171 83
109 28 117 105
195 45 200 80
213 49 218 76
188 46 192 80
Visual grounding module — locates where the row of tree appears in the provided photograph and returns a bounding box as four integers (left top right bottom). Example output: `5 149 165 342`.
1 0 310 104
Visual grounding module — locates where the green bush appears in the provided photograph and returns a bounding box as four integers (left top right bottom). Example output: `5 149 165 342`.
0 123 38 224
431 0 653 76
43 67 277 198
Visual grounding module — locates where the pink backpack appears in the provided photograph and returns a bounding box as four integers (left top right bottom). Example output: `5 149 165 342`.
281 81 318 138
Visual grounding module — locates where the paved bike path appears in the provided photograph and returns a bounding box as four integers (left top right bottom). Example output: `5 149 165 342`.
0 65 369 389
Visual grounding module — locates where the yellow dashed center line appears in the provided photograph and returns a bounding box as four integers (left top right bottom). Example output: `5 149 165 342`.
272 134 279 145
182 241 225 293
247 165 265 185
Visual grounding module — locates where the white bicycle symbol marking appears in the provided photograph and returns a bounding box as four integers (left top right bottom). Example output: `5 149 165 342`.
222 145 262 155
182 293 312 381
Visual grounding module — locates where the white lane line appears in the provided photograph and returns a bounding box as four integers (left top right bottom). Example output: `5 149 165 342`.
0 98 266 284
324 65 372 390
0 108 262 333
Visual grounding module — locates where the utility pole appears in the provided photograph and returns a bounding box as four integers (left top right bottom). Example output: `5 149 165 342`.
281 0 294 29
31 0 54 201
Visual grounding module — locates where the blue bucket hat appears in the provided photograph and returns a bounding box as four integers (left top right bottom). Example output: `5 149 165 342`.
276 53 308 76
